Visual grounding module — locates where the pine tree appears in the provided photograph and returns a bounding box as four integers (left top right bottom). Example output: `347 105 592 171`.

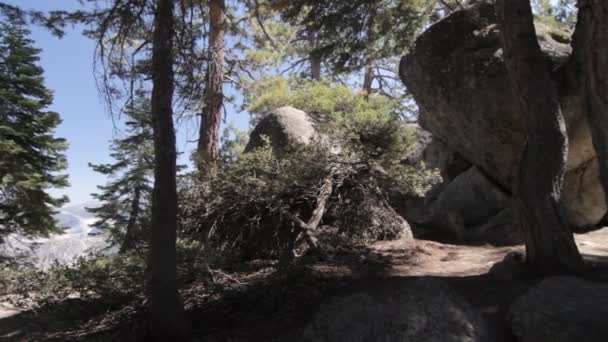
87 89 153 253
43 1 189 336
197 0 227 169
0 11 68 241
238 0 434 123
244 1 329 82
219 123 249 164
277 0 435 89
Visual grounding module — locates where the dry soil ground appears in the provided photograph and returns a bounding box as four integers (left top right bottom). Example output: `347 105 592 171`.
1 228 608 341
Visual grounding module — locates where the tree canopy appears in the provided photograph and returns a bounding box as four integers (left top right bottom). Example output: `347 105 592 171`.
0 10 68 241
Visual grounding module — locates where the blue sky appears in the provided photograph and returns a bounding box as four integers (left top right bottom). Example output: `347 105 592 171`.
6 0 567 204
5 0 249 204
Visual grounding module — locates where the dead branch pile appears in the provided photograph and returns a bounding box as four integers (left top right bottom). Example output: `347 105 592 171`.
178 146 411 264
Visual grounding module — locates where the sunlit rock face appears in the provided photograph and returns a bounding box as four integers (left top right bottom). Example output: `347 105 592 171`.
245 106 317 155
1 202 114 268
400 1 606 230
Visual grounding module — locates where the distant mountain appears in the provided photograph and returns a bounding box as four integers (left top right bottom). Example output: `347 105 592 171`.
1 202 114 268
54 212 80 230
60 201 99 221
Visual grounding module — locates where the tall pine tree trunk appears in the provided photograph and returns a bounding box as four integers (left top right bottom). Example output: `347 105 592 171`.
198 0 226 169
120 186 141 253
309 30 321 80
362 2 377 94
362 61 373 94
147 0 188 339
310 55 321 80
496 0 584 275
572 0 608 206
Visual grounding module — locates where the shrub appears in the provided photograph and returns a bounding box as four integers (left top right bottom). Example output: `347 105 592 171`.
180 144 333 262
0 253 143 310
180 143 438 264
0 238 210 310
182 80 440 264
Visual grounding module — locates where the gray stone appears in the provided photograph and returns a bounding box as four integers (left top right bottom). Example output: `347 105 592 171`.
302 278 488 342
400 2 606 229
471 208 523 246
428 166 510 241
510 277 608 342
245 106 316 155
563 158 607 230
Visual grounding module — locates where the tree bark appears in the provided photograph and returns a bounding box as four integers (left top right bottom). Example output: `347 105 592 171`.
198 0 226 169
147 0 188 339
362 2 377 94
308 28 321 80
571 0 608 207
120 185 141 253
362 61 374 94
310 54 321 80
496 0 584 275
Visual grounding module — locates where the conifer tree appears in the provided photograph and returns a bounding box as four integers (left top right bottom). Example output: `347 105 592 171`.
238 0 434 123
198 0 227 169
87 89 153 253
0 11 68 241
277 0 435 91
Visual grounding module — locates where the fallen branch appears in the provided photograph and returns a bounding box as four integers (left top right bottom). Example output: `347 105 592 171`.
282 171 336 252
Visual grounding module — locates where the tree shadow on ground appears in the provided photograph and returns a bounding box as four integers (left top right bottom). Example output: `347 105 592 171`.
3 245 608 342
0 296 134 341
186 247 539 342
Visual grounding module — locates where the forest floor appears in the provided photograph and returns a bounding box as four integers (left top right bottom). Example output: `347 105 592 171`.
2 228 608 341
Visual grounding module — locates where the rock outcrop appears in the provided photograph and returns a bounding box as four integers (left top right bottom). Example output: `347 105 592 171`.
245 106 317 155
409 165 522 245
429 166 509 230
510 277 608 342
400 1 606 231
302 278 488 342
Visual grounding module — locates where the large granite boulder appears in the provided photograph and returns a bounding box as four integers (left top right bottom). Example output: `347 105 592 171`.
245 106 317 155
430 166 509 229
510 277 608 342
402 124 520 244
411 165 522 245
302 278 488 342
400 2 606 229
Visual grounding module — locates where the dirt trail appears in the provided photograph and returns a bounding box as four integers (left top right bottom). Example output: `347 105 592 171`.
358 227 608 278
2 228 607 315
2 228 608 341
373 240 521 277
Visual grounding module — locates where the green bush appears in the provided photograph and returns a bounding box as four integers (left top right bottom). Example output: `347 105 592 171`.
180 144 333 262
0 239 210 309
0 254 143 309
180 146 438 263
245 78 432 182
246 77 398 125
181 81 440 263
